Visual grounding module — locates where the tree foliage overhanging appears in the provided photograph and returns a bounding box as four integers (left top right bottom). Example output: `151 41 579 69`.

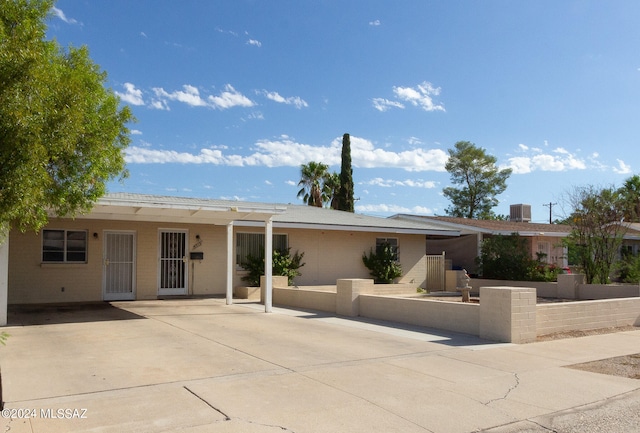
1 0 133 233
443 141 512 219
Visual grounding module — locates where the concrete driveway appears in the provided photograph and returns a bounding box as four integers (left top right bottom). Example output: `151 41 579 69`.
1 298 639 432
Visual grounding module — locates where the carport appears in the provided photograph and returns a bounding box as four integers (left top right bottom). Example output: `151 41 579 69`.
0 193 287 325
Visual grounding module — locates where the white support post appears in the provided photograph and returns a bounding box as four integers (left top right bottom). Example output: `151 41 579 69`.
264 218 273 313
226 222 234 305
0 230 9 326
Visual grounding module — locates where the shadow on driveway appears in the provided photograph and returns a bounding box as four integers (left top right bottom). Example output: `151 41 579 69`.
7 302 145 326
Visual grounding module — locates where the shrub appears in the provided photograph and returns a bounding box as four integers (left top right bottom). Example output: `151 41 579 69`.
616 252 640 283
241 248 305 286
362 242 402 283
477 234 560 282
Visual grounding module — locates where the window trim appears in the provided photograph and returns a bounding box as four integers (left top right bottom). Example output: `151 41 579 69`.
42 229 88 264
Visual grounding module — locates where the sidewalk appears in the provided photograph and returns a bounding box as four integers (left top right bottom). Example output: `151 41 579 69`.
1 298 639 432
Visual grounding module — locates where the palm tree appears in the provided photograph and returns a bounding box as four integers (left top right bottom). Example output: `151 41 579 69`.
297 162 329 207
324 171 341 209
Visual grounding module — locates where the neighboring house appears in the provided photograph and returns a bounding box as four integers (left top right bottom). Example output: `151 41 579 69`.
621 223 640 256
6 193 457 309
391 212 571 275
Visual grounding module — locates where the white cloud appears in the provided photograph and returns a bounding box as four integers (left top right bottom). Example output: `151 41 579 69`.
285 180 296 186
116 83 145 106
51 7 79 25
356 203 434 215
614 159 632 174
125 135 449 172
151 84 254 110
130 129 143 135
247 39 262 47
363 178 437 188
369 19 381 26
372 98 404 112
393 81 445 112
505 144 590 174
208 84 255 109
154 85 208 107
262 91 308 108
373 81 444 113
345 136 448 171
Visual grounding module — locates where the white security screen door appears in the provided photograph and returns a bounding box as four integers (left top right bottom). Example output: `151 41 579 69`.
103 232 136 301
158 230 188 296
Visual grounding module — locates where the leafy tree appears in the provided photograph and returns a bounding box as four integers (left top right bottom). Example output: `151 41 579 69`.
443 141 512 219
563 185 627 284
362 242 402 283
1 0 133 233
241 248 305 286
335 133 355 212
297 161 330 207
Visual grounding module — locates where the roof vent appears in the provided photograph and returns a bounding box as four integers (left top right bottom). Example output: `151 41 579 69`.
510 204 531 223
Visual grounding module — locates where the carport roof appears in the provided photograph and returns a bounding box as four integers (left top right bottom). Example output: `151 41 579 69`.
80 193 286 225
75 193 458 235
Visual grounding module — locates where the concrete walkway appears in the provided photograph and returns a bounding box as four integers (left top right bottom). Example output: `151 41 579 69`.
0 298 638 432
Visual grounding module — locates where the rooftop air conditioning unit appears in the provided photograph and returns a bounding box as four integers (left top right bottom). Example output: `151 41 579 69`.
510 204 531 223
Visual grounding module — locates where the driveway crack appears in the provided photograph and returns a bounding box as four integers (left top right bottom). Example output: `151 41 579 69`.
485 373 520 405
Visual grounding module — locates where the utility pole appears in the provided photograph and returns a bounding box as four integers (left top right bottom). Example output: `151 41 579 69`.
543 202 557 224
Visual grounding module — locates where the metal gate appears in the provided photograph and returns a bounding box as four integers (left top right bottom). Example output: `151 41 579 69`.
158 230 188 296
425 252 446 292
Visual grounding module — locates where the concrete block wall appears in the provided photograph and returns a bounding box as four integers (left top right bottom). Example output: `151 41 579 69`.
479 286 537 343
359 294 480 335
271 280 638 344
273 287 336 313
536 298 640 335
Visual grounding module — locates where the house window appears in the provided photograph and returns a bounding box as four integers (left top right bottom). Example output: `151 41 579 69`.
537 241 550 263
42 229 88 263
376 237 399 261
236 233 288 268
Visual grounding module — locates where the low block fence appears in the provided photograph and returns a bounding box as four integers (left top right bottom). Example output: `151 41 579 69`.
468 275 640 300
246 277 640 344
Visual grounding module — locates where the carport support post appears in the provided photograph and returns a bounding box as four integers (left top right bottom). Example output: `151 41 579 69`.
226 222 233 305
264 217 273 313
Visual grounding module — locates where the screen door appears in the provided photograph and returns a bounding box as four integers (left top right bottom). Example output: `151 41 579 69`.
158 230 188 295
103 232 136 301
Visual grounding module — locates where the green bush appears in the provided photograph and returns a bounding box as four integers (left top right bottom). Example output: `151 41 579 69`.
241 248 305 286
477 234 559 282
362 242 402 283
616 252 640 283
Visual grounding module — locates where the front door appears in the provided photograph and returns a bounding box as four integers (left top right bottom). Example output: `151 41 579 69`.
158 230 188 296
103 231 136 301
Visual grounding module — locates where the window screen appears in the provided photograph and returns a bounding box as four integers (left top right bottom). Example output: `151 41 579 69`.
236 233 288 267
42 230 87 263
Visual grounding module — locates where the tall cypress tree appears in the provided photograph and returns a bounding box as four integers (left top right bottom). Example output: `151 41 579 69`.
337 133 355 212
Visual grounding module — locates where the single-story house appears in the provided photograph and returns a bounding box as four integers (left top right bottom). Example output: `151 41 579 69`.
2 193 457 320
390 213 572 275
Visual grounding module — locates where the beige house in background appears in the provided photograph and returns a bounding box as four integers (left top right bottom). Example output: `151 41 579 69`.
391 213 571 275
6 193 456 309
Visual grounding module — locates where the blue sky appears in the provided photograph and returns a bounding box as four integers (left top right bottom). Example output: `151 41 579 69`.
48 1 639 222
